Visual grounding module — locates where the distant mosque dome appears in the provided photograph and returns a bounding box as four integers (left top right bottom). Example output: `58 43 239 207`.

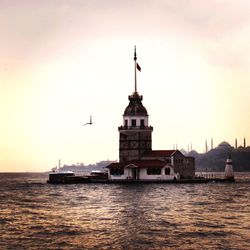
124 92 148 116
218 141 232 149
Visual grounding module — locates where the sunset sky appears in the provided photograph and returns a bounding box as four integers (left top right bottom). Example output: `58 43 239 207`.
1 0 250 172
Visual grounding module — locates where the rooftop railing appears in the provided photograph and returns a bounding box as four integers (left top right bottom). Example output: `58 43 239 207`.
118 125 153 130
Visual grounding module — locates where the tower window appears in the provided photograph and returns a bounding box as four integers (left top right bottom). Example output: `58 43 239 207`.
125 119 128 127
131 119 136 127
140 119 145 128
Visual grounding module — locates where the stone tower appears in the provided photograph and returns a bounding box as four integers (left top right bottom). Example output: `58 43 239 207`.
118 47 153 163
118 92 153 163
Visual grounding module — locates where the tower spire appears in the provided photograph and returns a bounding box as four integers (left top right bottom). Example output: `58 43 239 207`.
134 46 137 93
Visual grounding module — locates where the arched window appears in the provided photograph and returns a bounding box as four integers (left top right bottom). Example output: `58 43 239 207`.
165 168 170 175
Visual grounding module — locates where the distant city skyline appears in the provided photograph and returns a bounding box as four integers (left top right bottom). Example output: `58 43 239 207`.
1 1 250 172
174 137 248 153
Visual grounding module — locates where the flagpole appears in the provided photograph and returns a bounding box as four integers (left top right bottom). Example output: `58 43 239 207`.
134 45 137 93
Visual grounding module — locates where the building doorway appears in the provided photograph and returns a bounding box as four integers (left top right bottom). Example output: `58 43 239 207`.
132 168 138 180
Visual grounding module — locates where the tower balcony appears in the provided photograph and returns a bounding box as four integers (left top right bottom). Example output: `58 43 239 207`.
118 125 153 131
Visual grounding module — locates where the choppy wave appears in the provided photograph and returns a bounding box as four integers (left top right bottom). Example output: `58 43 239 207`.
0 172 250 249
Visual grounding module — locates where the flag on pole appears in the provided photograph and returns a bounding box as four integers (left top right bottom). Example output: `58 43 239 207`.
136 63 141 72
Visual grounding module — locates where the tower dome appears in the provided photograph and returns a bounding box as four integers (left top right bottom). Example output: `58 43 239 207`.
124 92 148 116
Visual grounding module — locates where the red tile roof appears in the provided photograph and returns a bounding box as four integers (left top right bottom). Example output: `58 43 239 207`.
106 159 167 169
143 150 177 157
127 160 166 168
106 162 125 169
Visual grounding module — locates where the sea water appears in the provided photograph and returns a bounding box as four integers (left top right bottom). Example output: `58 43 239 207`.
0 172 250 249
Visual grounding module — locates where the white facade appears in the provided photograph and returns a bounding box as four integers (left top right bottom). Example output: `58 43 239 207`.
138 167 177 180
123 115 148 128
224 157 234 180
108 164 179 181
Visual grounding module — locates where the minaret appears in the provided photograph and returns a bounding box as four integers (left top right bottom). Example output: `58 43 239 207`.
205 139 208 153
118 47 153 163
235 138 238 149
244 137 246 148
211 138 213 150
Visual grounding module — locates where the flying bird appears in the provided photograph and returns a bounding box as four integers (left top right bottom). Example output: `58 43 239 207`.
83 116 92 126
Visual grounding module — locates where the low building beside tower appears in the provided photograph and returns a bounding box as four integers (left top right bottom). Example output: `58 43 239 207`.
106 48 195 181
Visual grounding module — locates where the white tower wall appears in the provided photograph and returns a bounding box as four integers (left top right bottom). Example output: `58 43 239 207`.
224 157 234 180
